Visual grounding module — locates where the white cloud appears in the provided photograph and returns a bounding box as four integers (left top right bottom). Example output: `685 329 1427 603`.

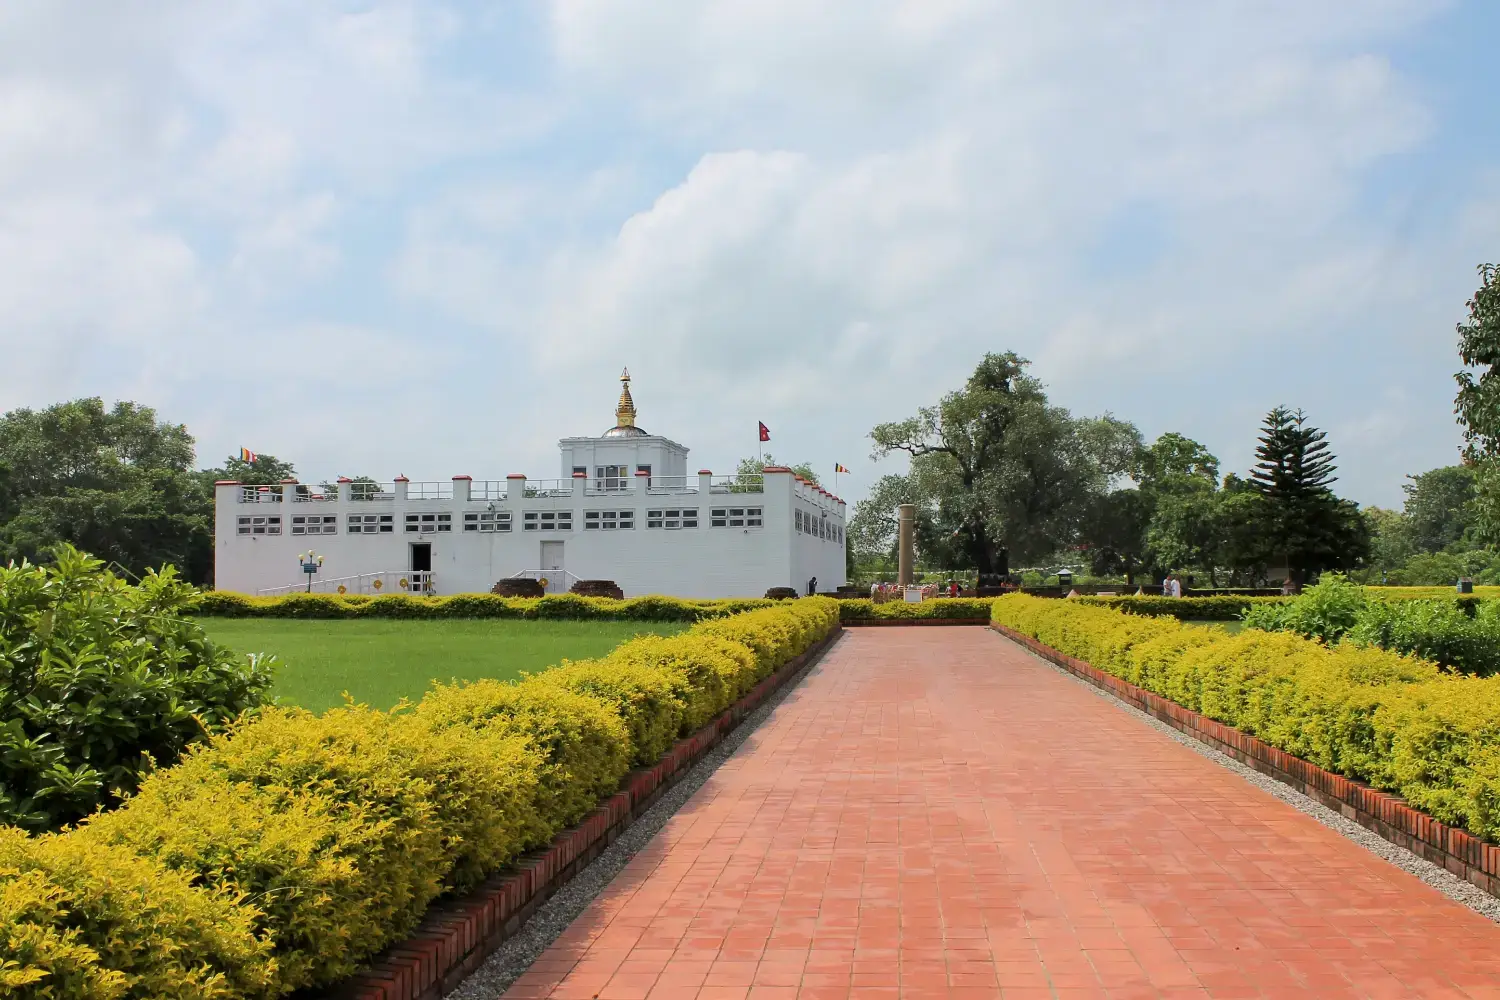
0 0 1487 509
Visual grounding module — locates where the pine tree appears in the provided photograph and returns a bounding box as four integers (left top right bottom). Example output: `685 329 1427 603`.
1250 406 1368 586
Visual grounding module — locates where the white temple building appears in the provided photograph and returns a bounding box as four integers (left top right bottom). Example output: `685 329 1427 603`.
213 371 848 599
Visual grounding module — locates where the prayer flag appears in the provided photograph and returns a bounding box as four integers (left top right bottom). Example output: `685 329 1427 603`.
835 463 850 474
240 447 258 463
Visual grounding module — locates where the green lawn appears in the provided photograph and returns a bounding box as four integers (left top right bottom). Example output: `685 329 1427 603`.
200 618 690 713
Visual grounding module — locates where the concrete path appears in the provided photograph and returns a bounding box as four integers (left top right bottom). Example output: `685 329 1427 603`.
502 628 1500 999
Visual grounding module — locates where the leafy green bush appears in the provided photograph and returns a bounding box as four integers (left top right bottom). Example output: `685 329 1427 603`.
0 546 278 830
1078 594 1286 621
1244 574 1500 676
1241 574 1368 641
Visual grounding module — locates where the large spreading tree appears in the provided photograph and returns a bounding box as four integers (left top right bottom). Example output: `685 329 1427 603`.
0 397 299 584
851 352 1138 577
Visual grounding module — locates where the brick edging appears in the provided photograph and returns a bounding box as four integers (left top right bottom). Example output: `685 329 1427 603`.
841 618 991 627
322 627 843 1000
989 622 1500 900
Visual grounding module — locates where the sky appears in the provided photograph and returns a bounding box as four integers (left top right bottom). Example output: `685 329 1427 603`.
2 0 1497 509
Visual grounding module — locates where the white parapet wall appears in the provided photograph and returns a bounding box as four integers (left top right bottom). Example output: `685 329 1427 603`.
214 467 847 599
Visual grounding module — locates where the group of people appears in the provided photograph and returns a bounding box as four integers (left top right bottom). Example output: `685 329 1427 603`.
1160 572 1184 598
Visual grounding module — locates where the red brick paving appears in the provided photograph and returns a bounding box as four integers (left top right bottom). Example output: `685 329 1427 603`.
503 628 1500 999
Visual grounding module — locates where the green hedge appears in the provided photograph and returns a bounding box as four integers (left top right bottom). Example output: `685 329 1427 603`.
993 594 1500 844
194 590 774 621
3 598 840 997
837 597 995 621
1075 594 1286 621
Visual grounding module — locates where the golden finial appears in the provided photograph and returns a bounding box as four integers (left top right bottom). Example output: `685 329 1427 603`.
616 368 637 428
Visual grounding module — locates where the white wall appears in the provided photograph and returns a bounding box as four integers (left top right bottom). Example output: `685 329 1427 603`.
214 468 845 598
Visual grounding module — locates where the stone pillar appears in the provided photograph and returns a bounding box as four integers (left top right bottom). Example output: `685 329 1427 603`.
897 504 916 587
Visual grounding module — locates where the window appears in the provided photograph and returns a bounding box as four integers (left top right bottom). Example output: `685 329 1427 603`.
585 510 634 530
646 507 696 529
291 514 337 535
794 510 804 533
348 513 394 533
404 512 452 533
572 466 587 477
463 511 512 532
236 515 281 535
595 465 628 491
523 511 574 531
636 464 651 488
710 506 764 528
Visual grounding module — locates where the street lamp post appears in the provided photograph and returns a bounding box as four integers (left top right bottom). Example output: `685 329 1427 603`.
298 551 325 593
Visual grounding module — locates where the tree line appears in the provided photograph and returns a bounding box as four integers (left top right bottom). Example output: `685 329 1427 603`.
846 353 1365 588
848 261 1500 589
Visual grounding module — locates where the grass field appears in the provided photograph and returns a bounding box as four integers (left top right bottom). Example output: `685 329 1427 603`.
201 618 690 712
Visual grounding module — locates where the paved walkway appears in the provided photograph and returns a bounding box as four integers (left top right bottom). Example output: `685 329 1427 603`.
503 628 1500 999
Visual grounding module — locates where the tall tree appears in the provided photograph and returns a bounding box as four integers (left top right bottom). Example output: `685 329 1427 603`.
1248 406 1368 585
862 352 1138 576
1454 262 1500 460
1399 465 1476 553
1453 263 1500 543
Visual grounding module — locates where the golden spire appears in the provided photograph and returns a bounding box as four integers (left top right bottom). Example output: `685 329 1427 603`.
615 368 637 428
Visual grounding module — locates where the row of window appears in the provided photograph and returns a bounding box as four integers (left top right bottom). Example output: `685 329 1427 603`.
241 504 813 538
795 508 844 543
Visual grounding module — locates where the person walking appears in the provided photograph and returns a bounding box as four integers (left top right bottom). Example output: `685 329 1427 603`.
1169 573 1182 598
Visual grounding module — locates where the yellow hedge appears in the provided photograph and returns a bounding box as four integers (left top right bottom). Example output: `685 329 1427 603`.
991 595 1500 842
4 597 840 997
0 826 276 1000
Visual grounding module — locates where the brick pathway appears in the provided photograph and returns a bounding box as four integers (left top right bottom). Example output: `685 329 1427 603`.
503 628 1500 999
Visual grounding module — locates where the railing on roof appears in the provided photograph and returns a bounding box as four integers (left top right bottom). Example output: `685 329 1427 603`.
239 485 284 503
469 480 510 501
291 486 338 502
646 475 695 494
524 479 574 498
406 481 453 501
584 478 634 495
347 482 398 502
711 474 764 494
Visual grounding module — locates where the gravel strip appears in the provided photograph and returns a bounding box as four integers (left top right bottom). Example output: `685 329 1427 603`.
447 636 840 999
999 631 1500 922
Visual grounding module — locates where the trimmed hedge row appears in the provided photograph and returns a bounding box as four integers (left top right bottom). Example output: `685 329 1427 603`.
3 598 840 998
1075 594 1286 621
194 590 773 621
992 595 1500 844
837 598 995 621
